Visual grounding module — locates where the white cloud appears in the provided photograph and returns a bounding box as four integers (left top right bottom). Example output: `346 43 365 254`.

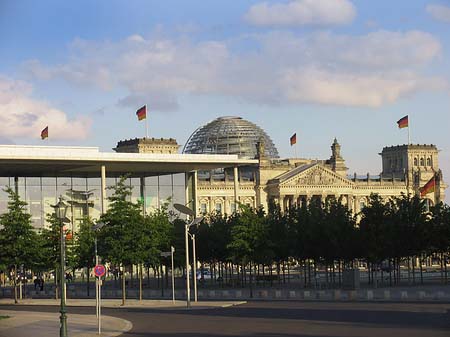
0 76 91 140
22 29 445 108
426 4 450 23
244 0 356 26
280 67 445 107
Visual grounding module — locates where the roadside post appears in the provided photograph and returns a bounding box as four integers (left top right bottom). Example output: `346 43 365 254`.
94 264 106 335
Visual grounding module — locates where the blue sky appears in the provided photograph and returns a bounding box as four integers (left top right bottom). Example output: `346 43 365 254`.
1 0 449 202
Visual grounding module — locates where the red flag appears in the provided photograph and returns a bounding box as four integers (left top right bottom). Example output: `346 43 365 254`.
290 133 297 146
397 115 408 129
420 175 436 197
41 126 48 140
136 105 147 121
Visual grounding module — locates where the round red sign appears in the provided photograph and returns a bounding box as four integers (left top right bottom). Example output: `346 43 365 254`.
94 265 106 277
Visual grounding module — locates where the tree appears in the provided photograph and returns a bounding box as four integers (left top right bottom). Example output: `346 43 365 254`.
98 176 145 305
74 217 96 296
0 187 39 303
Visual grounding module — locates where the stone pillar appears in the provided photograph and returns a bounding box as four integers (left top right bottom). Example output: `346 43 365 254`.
140 176 146 215
233 166 239 206
193 171 198 216
101 165 106 214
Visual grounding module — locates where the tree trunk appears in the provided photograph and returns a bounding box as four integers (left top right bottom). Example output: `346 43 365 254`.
249 262 253 298
419 256 424 285
121 264 126 306
139 263 143 301
87 267 90 297
13 266 18 304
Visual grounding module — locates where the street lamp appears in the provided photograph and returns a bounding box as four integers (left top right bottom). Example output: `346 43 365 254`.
173 203 203 308
51 196 69 337
92 221 105 335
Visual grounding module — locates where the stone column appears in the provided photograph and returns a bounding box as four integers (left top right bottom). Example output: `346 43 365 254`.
140 176 146 215
101 165 106 214
233 166 239 206
193 171 198 216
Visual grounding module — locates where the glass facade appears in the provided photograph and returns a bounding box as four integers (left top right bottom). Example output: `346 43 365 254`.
0 173 186 232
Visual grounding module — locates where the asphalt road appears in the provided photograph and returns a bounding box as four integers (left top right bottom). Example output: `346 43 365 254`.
2 301 450 337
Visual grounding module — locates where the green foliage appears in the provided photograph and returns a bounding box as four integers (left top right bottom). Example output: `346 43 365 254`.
74 217 96 269
0 187 40 272
98 176 146 266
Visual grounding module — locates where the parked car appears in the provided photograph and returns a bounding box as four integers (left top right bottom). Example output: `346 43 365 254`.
196 269 213 280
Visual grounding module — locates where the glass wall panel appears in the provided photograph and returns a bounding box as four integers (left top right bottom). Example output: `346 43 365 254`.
42 179 57 228
130 177 141 204
145 177 159 213
26 178 43 229
0 178 10 215
87 178 102 221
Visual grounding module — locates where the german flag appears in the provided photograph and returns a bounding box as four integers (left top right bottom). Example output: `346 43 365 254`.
41 126 48 140
290 133 297 146
136 105 146 121
420 175 436 197
397 115 408 129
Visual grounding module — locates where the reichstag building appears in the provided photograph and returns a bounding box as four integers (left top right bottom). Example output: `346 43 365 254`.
0 116 446 234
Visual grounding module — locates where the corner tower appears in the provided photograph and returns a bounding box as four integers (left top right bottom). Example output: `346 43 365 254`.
381 144 446 203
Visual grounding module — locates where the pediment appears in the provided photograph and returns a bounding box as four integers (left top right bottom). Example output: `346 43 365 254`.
277 164 353 187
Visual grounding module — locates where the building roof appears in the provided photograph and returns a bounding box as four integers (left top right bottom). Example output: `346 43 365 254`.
183 116 279 159
0 145 257 177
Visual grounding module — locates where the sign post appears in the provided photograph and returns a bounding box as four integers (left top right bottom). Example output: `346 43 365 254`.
171 246 175 303
160 249 175 302
94 265 106 335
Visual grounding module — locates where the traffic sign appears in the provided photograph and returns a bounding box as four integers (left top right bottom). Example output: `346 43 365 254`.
94 265 106 278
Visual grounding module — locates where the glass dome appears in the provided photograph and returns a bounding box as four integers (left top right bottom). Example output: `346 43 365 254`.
183 116 279 159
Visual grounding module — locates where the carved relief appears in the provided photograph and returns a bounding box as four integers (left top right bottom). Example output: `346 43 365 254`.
296 168 337 185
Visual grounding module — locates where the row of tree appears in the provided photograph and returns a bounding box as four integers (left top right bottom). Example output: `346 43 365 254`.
1 176 449 303
195 194 450 288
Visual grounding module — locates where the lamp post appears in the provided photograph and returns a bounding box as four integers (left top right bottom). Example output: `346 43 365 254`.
187 232 197 302
51 196 69 337
173 203 203 308
92 221 105 335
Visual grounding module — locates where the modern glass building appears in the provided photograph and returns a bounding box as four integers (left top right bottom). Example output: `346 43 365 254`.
0 144 256 233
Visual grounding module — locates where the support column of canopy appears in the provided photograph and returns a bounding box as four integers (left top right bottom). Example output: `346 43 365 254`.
140 177 146 215
101 165 106 215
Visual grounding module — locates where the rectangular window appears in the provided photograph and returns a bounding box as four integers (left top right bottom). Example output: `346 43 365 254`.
215 203 222 213
200 203 207 214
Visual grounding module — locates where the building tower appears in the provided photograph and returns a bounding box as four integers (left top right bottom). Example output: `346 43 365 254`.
381 144 446 204
328 138 348 177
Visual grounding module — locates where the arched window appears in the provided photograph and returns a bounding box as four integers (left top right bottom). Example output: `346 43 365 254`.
420 158 424 166
427 158 431 166
414 158 418 166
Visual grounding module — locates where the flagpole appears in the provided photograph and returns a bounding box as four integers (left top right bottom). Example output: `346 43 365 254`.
145 118 148 138
295 143 298 159
145 104 148 138
408 115 411 145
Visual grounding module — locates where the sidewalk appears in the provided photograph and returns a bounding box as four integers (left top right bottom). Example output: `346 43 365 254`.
0 299 246 337
0 309 131 337
0 298 247 309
